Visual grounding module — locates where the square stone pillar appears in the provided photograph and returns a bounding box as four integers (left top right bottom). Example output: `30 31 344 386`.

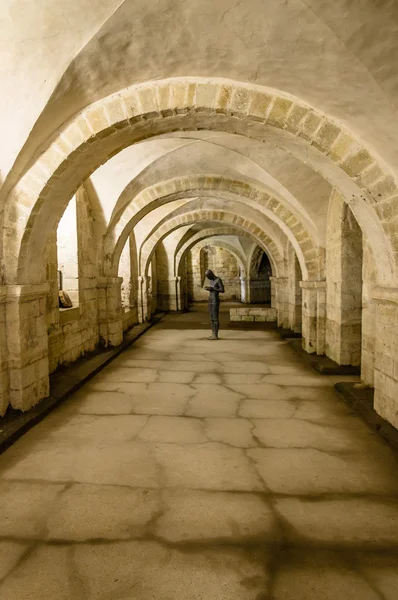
178 276 189 311
137 276 151 323
240 277 250 304
270 277 288 328
97 277 123 347
5 283 50 411
176 276 184 311
372 286 398 430
300 280 326 355
0 288 9 416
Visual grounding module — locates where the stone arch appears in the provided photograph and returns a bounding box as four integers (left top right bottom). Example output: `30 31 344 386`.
139 195 289 275
4 78 397 285
140 210 284 277
248 244 274 279
174 226 265 274
175 227 279 281
104 176 317 281
179 238 247 280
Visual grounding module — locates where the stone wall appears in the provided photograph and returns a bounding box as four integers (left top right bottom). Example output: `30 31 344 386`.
187 245 241 302
230 307 277 322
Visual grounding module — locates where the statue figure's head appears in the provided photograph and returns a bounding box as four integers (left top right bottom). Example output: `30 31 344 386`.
205 269 215 280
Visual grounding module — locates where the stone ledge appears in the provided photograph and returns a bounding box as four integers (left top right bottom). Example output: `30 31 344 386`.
59 306 80 325
288 339 360 375
230 307 277 322
0 315 164 456
335 382 398 453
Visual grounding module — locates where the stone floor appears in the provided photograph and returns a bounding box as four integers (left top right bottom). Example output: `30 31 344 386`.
0 306 398 599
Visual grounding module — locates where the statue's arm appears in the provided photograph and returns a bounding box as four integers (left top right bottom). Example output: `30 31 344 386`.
214 279 225 293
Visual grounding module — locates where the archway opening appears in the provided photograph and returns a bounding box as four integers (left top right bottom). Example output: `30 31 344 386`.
249 247 272 304
187 244 242 305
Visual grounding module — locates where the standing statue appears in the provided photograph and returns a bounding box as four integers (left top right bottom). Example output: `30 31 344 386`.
204 269 225 340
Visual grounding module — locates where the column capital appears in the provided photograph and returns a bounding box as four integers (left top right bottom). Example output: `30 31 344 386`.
372 286 398 306
300 280 326 290
97 276 123 288
269 276 288 282
3 283 50 302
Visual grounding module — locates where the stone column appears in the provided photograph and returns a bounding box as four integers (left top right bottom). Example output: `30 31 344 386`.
270 277 288 328
0 288 9 416
372 287 398 430
137 276 151 323
179 275 189 311
240 276 250 304
270 277 276 308
176 276 183 311
5 283 50 411
286 251 302 334
97 277 123 347
361 241 377 386
300 280 326 355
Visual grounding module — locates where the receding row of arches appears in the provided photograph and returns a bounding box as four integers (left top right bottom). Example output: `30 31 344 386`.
0 78 396 434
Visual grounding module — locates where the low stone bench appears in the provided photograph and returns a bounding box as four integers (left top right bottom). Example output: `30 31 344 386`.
230 307 277 322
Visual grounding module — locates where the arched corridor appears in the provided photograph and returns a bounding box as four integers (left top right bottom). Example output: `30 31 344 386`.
1 1 398 597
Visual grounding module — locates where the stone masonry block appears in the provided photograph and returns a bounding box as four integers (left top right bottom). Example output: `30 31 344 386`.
122 88 142 119
299 111 322 141
357 163 384 188
104 96 128 124
284 105 308 134
313 122 341 152
267 98 293 128
341 149 374 177
137 87 159 114
86 106 110 135
171 82 189 110
369 176 398 201
196 83 218 109
328 132 359 163
216 84 233 111
249 92 272 120
230 87 250 115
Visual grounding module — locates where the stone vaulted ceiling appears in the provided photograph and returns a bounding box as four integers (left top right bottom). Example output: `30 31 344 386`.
1 0 398 288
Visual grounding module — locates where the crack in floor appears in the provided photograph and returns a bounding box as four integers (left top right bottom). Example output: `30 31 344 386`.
0 309 397 598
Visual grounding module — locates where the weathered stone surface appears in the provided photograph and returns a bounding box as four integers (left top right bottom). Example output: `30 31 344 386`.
0 309 397 599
